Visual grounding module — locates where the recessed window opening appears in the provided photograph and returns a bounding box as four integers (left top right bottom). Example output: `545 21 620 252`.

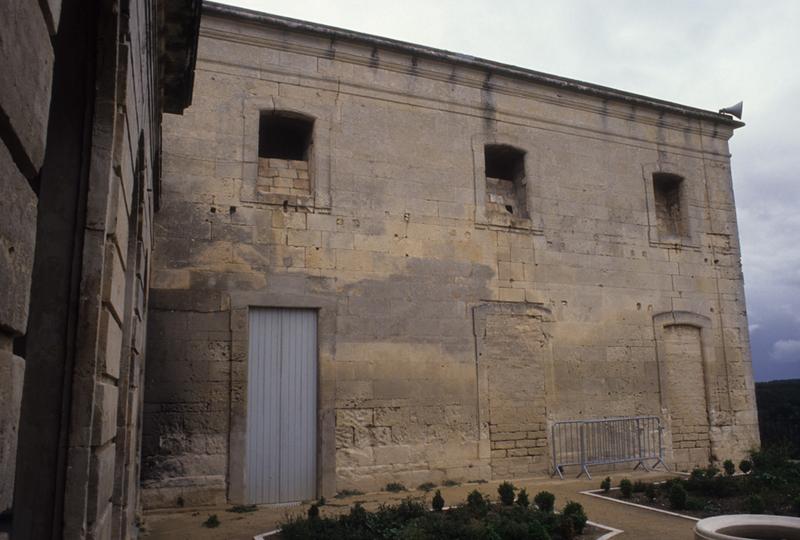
484 144 527 217
653 172 685 239
258 112 313 160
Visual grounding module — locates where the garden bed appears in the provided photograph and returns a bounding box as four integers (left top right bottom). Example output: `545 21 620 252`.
277 483 604 539
592 446 800 520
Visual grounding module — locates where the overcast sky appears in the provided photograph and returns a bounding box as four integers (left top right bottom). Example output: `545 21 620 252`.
219 0 800 382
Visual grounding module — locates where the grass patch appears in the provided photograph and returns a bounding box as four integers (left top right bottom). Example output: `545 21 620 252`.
334 489 364 499
385 482 407 493
418 482 437 492
202 514 220 528
227 504 257 513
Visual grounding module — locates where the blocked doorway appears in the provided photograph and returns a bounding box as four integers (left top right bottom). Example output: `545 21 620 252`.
246 308 318 504
474 303 553 479
661 324 711 468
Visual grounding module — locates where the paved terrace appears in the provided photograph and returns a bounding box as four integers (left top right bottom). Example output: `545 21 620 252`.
142 471 696 539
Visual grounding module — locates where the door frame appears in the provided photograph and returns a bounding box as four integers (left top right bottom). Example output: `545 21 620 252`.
228 292 337 504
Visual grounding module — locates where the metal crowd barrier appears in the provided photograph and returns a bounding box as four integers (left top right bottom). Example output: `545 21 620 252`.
551 416 668 479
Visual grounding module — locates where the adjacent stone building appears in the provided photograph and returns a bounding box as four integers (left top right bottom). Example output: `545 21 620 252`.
0 0 198 538
140 3 760 508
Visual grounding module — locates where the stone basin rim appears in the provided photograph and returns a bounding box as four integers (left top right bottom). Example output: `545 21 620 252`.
695 514 800 540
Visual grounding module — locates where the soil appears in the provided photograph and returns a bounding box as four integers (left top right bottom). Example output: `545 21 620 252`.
272 522 608 539
600 483 796 519
602 488 740 518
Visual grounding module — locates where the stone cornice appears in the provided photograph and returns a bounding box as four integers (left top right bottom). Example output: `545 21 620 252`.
203 1 744 132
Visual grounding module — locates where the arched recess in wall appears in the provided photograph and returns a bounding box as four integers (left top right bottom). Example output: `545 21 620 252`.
470 133 544 233
641 160 704 248
240 95 333 211
652 310 717 468
472 302 554 477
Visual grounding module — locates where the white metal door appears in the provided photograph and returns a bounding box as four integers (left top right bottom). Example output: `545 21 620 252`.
246 308 317 504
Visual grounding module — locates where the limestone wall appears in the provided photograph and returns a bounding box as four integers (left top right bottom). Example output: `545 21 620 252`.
142 6 760 506
0 0 56 527
3 1 198 538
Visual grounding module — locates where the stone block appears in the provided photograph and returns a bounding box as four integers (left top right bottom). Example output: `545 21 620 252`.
140 475 227 509
373 445 410 465
86 442 116 529
0 0 54 174
0 142 38 335
92 382 119 446
0 351 24 512
98 308 123 379
102 245 126 323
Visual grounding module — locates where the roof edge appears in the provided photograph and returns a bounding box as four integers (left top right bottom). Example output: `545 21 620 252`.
202 1 744 129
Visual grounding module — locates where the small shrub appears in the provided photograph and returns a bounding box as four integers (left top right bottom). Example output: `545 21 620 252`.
418 482 436 492
176 496 184 508
690 468 705 481
687 469 705 492
516 488 530 508
498 481 516 505
432 489 444 511
307 504 319 519
712 475 739 498
562 500 588 534
528 520 551 540
751 443 792 472
685 497 705 511
600 476 611 493
335 488 363 498
559 513 576 540
723 459 736 476
466 490 490 516
343 503 367 528
442 479 460 487
746 494 765 514
619 479 633 499
633 480 646 493
739 459 752 474
660 477 683 495
394 499 427 520
645 483 657 501
704 465 720 479
534 490 555 513
669 483 688 510
385 482 406 493
227 504 257 513
492 517 529 539
317 496 326 506
202 514 220 528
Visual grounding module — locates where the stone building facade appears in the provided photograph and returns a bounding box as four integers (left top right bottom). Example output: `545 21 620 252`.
136 3 758 507
0 1 198 538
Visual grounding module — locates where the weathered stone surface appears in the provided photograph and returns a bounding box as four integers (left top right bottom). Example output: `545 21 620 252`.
140 475 227 509
0 0 54 175
0 350 24 512
87 442 116 532
0 142 37 335
40 0 62 35
142 5 758 506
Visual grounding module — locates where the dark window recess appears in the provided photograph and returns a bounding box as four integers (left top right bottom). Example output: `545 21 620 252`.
653 172 685 239
484 144 527 217
258 112 313 160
